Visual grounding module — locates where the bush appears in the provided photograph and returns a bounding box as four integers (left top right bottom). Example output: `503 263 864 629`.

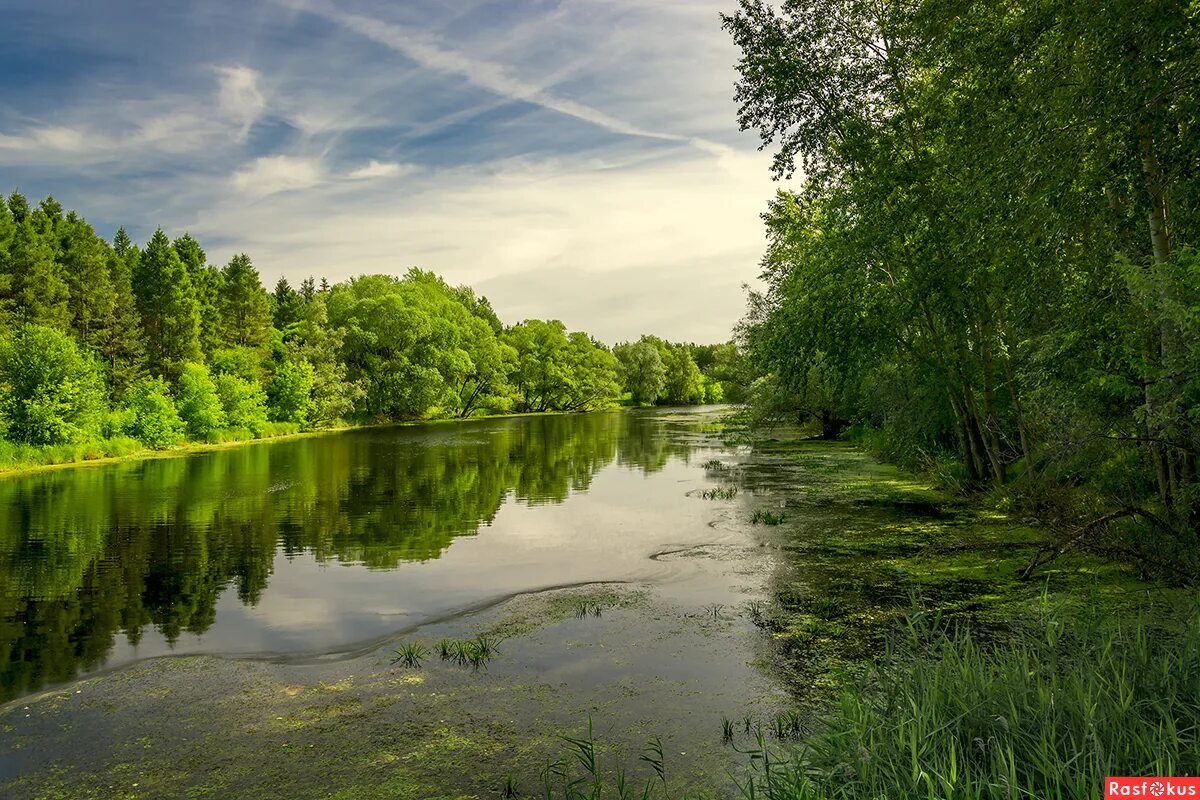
124 377 185 448
0 325 106 445
215 373 268 435
266 359 314 425
176 362 225 440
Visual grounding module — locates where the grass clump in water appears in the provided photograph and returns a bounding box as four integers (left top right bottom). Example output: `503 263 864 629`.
752 509 786 525
391 642 428 668
699 486 739 500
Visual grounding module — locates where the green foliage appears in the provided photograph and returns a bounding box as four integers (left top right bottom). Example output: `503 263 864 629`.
266 359 314 425
503 320 621 412
0 324 105 445
219 253 272 349
124 377 185 448
614 340 665 405
214 373 269 435
725 0 1200 556
134 229 201 379
175 363 226 441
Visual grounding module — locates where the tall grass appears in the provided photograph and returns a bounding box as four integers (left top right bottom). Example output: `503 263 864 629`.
740 603 1200 799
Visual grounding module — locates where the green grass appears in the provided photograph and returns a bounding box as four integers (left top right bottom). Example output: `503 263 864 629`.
735 602 1200 799
751 509 787 525
391 642 429 668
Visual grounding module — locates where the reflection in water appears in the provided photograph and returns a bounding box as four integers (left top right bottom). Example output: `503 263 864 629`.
0 410 700 701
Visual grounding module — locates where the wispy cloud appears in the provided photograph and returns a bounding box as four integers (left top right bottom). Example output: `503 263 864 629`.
348 159 408 180
215 65 267 138
232 154 324 197
276 0 734 158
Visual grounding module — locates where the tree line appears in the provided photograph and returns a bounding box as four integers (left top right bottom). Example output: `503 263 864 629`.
0 192 743 462
724 0 1199 570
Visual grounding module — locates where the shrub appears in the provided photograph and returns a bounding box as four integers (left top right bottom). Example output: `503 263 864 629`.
175 362 225 440
124 377 185 448
215 373 268 435
266 359 314 425
0 325 106 445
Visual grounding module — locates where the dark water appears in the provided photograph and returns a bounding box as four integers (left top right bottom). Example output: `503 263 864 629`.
0 409 730 702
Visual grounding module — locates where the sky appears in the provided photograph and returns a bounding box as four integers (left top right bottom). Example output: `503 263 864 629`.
0 0 784 344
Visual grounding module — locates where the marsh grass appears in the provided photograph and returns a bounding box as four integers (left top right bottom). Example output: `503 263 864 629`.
699 486 739 500
541 720 668 800
736 603 1200 799
751 510 786 525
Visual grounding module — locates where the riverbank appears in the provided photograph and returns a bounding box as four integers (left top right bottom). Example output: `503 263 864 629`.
0 407 609 480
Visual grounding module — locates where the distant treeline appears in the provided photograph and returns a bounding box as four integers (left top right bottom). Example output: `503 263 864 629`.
0 192 745 463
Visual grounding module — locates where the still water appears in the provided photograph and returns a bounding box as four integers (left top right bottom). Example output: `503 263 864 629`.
0 408 733 702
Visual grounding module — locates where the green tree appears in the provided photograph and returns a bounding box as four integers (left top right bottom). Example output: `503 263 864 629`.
0 325 106 445
215 373 268 434
219 254 272 349
134 230 201 379
614 340 666 405
266 359 314 425
124 377 185 448
97 229 145 393
175 363 226 440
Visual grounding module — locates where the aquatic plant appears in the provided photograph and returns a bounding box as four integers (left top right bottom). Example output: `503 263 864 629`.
699 486 738 500
500 774 519 799
721 716 734 744
810 597 841 620
701 458 728 472
703 603 725 619
751 509 786 525
437 638 455 661
574 600 604 619
391 641 428 668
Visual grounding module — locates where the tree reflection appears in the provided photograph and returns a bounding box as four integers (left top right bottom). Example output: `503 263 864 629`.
0 411 694 700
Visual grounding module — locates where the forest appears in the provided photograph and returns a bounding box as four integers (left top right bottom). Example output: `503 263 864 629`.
0 192 743 469
726 0 1200 578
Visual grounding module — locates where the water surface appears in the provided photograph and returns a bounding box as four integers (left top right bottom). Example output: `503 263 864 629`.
0 409 734 702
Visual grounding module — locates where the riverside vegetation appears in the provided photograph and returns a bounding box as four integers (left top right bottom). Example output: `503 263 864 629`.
0 193 746 472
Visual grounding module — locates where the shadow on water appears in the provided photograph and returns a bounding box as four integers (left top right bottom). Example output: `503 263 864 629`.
0 410 699 702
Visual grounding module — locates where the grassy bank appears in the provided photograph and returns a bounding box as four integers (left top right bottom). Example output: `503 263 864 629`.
0 408 614 479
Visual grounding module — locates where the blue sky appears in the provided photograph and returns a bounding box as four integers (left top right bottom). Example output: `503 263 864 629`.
0 0 781 343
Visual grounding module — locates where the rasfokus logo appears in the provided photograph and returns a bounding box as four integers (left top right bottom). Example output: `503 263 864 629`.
1106 778 1200 798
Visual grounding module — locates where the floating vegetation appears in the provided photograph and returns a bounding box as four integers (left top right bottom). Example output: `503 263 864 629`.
699 486 738 500
751 509 786 525
391 641 428 668
574 600 604 619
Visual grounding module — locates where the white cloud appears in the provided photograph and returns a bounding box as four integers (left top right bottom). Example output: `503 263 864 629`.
347 159 408 180
231 155 324 198
215 65 266 136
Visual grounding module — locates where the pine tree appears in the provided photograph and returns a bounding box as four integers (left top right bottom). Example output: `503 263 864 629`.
271 277 301 330
59 213 116 347
219 253 272 349
173 233 224 358
98 227 145 393
134 229 201 380
10 208 70 329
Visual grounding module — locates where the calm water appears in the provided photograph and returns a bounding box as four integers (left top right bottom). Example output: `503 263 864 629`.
0 408 733 702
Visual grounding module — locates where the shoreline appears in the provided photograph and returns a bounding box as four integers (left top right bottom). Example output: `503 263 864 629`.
0 406 662 480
